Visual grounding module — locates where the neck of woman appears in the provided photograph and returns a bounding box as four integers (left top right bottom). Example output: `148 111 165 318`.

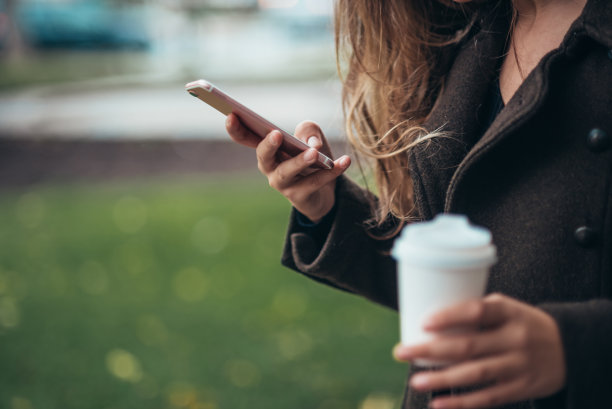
512 0 587 28
498 0 587 104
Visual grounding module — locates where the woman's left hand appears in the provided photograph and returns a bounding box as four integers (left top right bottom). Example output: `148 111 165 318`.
393 293 566 409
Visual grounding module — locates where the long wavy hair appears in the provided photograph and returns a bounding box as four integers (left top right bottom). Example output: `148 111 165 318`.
334 0 484 232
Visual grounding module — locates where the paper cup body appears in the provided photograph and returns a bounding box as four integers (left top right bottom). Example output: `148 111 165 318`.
392 214 496 366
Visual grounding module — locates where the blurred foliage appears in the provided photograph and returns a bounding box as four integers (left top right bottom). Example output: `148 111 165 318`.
0 177 407 409
0 51 152 89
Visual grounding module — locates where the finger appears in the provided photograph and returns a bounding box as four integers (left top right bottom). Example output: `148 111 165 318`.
270 148 324 190
410 353 524 393
226 113 260 148
288 155 351 195
395 326 513 362
307 135 323 150
429 376 526 409
255 131 283 174
294 121 332 157
424 294 515 331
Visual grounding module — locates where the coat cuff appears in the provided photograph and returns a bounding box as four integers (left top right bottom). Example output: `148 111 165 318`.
536 299 612 408
281 175 374 279
280 175 398 309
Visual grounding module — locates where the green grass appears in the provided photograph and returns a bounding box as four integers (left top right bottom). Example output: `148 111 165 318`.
0 176 407 409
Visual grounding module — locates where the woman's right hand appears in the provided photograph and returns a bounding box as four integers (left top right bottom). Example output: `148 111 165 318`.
225 113 351 223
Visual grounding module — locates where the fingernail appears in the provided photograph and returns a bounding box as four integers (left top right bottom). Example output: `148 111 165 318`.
393 344 415 361
269 133 280 146
339 156 350 168
411 374 429 390
304 149 316 162
307 136 319 147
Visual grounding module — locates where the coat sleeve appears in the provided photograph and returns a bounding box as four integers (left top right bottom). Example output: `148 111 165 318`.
535 300 612 408
280 175 399 310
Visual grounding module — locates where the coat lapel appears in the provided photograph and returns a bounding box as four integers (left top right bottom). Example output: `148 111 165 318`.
408 3 511 219
444 0 612 213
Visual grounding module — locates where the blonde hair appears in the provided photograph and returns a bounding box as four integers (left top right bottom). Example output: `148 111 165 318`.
334 0 480 233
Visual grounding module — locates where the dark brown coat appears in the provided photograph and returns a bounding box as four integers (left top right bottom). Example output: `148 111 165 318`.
282 0 612 408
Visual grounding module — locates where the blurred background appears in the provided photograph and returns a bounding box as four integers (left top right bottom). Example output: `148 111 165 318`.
0 1 406 409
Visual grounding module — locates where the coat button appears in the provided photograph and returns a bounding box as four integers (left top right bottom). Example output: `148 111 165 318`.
587 128 610 153
574 226 599 248
608 49 612 60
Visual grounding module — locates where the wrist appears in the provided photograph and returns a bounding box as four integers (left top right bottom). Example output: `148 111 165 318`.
295 199 337 227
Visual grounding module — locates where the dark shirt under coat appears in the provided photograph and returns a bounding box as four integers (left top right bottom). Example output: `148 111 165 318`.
282 0 612 408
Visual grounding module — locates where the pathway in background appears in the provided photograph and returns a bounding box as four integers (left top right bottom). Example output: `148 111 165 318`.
0 78 344 140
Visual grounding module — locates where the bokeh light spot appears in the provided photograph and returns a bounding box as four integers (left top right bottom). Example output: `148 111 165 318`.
15 192 45 229
276 329 313 360
223 359 261 388
359 393 396 409
166 382 197 408
112 239 155 276
113 196 148 233
173 267 208 302
191 217 229 254
0 297 20 328
137 315 168 346
105 348 143 383
77 260 109 295
11 396 33 409
272 287 308 319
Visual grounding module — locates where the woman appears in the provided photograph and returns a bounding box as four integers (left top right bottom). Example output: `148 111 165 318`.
226 0 612 407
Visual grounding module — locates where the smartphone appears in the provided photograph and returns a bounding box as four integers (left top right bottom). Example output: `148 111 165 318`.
185 79 334 170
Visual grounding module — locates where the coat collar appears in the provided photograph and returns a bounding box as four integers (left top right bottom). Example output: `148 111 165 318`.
581 0 612 49
409 0 612 217
445 0 612 212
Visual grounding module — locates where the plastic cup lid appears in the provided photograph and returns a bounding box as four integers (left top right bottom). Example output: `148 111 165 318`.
391 214 497 270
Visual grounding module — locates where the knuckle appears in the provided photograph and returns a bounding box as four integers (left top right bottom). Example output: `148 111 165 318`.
267 177 277 190
459 338 477 358
275 167 287 184
513 326 530 348
474 365 492 383
469 300 486 323
268 132 279 146
487 292 506 302
268 173 282 189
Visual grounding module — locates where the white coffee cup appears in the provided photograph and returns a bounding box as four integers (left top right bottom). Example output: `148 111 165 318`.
392 214 497 366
